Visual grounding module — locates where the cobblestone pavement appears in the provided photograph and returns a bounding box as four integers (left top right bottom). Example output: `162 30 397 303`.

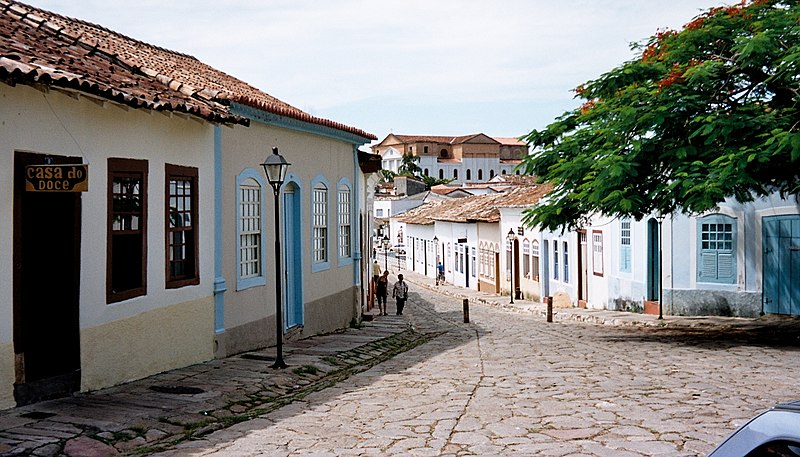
149 275 798 457
1 270 798 456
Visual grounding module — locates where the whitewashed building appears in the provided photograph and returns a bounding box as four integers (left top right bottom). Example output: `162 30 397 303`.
373 133 527 184
0 1 375 409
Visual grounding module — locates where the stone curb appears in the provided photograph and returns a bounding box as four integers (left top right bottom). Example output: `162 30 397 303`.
403 273 799 331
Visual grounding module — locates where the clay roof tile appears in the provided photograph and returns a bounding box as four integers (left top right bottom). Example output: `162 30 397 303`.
0 0 375 139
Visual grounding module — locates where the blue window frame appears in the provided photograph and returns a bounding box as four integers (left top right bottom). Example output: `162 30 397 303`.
697 214 736 283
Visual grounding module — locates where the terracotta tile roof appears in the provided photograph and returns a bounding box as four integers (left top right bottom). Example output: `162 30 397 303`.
495 137 526 146
0 1 376 140
388 134 518 145
396 184 552 225
490 174 539 185
0 0 244 124
450 134 490 144
393 135 455 144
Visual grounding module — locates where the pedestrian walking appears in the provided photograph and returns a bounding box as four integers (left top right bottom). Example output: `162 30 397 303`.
392 273 409 315
376 270 389 315
371 260 381 305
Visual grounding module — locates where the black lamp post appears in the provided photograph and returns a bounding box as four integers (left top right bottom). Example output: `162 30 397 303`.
261 147 290 369
382 235 390 271
433 235 439 284
507 228 515 304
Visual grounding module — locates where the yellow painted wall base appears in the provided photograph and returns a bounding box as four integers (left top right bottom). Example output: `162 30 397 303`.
80 297 214 392
0 343 14 410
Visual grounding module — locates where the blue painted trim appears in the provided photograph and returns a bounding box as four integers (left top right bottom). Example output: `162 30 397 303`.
235 168 268 291
282 175 305 327
213 126 226 333
336 177 354 268
696 213 737 284
352 146 362 287
310 175 332 273
229 102 373 145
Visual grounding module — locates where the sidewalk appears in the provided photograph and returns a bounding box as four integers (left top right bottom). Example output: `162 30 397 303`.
399 267 800 332
0 314 432 456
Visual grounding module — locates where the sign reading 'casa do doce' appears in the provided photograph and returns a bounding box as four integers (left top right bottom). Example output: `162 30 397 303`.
25 164 89 192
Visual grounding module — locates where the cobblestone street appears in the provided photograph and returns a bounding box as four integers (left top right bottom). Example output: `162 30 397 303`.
151 284 800 457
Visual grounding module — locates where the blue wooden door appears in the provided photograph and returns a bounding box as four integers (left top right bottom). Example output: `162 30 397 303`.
283 183 304 328
646 219 660 301
763 216 800 315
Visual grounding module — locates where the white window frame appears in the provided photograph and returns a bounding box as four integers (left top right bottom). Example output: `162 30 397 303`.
620 218 632 273
337 180 352 264
522 239 531 279
592 231 603 276
311 177 330 272
236 170 267 290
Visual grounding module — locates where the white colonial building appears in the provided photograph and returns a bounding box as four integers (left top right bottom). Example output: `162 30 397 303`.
372 133 528 184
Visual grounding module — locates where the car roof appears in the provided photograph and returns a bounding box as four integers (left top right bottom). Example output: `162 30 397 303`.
774 400 800 413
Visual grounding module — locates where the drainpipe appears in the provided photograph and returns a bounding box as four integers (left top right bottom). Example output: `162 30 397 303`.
353 145 362 319
658 216 663 320
213 126 227 336
670 214 674 315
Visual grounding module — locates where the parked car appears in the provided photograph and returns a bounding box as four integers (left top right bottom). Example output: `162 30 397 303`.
709 400 800 456
390 244 406 255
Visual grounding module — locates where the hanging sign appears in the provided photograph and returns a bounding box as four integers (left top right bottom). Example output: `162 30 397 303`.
25 164 89 192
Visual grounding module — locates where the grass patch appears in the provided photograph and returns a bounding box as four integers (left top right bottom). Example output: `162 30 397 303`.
292 364 320 376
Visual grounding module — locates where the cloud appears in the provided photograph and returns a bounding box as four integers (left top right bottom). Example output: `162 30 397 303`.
32 0 734 136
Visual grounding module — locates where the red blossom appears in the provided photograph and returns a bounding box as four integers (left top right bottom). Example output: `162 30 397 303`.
580 99 598 115
685 16 705 30
656 60 702 91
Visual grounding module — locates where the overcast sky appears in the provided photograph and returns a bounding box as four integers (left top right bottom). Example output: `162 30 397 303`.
33 1 733 141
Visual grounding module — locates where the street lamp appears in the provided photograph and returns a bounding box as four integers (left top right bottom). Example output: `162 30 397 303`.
261 147 290 369
382 235 390 271
507 228 515 304
433 235 440 284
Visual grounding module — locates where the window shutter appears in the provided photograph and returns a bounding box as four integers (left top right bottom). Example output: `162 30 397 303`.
621 245 631 272
697 214 737 284
717 252 734 280
700 252 717 279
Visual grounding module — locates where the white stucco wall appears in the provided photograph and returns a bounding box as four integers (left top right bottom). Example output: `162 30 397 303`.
217 119 363 356
1 83 216 404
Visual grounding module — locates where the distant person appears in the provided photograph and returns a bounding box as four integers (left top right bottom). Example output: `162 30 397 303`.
376 270 389 316
436 261 445 285
392 274 409 316
372 260 381 303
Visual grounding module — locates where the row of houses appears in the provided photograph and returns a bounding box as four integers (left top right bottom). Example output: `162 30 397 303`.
0 1 380 409
394 185 799 318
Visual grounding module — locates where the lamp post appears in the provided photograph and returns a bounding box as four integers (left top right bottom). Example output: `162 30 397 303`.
382 235 390 271
261 147 290 369
507 228 515 304
433 235 439 284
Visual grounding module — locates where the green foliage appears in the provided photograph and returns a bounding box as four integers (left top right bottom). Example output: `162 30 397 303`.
420 174 454 188
398 153 422 176
379 169 396 183
292 364 320 376
382 153 453 189
521 0 800 231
